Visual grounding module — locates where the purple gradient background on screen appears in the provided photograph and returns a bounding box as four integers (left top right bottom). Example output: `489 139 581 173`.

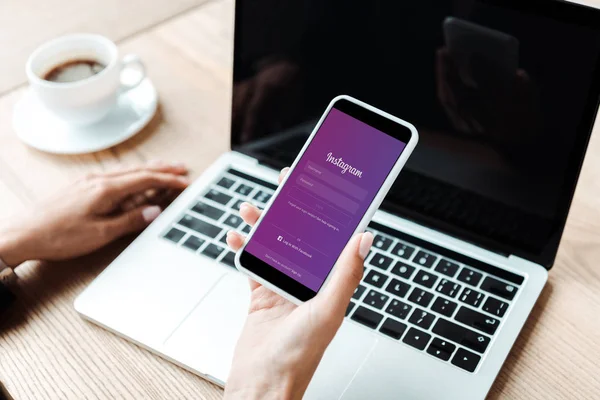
245 108 407 291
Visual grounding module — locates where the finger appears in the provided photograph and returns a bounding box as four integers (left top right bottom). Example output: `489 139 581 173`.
239 202 262 226
248 278 261 291
314 232 373 320
99 161 188 178
226 230 246 251
103 205 162 240
98 171 190 207
224 230 262 291
278 167 290 184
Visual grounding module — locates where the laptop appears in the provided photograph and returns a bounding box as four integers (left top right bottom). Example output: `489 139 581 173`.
75 0 600 398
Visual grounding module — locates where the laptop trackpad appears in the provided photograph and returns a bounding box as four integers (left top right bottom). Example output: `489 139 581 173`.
304 322 378 400
162 273 251 383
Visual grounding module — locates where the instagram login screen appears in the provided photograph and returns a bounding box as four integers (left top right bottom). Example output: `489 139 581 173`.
246 108 407 291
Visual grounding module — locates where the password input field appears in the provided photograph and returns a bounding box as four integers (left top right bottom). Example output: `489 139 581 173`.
296 174 359 214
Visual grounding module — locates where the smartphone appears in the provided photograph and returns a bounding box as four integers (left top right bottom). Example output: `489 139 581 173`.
235 95 418 304
443 17 519 79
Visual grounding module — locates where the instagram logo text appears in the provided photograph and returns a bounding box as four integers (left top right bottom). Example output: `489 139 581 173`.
325 152 363 178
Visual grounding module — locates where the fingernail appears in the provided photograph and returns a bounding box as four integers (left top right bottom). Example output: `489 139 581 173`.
142 205 162 223
226 231 238 246
148 159 163 166
358 232 374 259
240 202 250 211
178 176 191 185
279 167 290 180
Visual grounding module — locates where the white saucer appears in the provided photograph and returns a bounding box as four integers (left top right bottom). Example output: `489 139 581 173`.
13 78 158 155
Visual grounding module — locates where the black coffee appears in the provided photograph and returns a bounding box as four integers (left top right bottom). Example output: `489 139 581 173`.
43 59 106 83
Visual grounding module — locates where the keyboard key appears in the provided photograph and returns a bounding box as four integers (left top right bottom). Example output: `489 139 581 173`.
373 235 393 251
364 290 390 309
459 288 485 308
455 307 500 335
364 270 388 288
427 338 456 361
221 251 236 268
379 318 407 340
163 227 185 243
231 199 245 210
191 201 225 221
431 297 458 317
353 284 367 300
254 190 272 204
224 214 243 228
351 306 384 329
432 319 490 353
413 251 437 268
407 288 434 308
436 279 461 298
391 242 415 259
482 297 509 318
178 215 222 238
435 259 460 277
402 327 431 350
413 270 438 289
217 177 235 189
480 277 518 300
451 348 481 372
408 308 436 330
204 189 233 205
391 262 415 279
369 253 393 270
219 233 228 244
385 299 412 320
385 279 410 298
241 224 251 234
457 268 483 287
202 244 225 259
235 183 254 196
182 235 205 251
346 302 356 317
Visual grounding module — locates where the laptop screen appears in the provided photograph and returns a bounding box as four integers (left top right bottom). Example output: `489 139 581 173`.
231 0 600 267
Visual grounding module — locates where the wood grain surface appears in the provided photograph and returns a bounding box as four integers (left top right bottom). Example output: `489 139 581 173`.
0 0 214 95
1 0 599 398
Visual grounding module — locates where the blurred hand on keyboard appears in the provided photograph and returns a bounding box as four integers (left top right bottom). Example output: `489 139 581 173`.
0 161 189 266
224 167 374 400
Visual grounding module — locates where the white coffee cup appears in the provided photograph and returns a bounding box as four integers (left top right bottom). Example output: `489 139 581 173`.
26 33 146 126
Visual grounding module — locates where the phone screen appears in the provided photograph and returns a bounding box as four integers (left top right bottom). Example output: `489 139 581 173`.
240 100 412 300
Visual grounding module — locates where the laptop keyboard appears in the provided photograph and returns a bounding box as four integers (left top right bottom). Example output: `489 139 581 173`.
351 222 524 373
161 168 276 268
161 168 524 374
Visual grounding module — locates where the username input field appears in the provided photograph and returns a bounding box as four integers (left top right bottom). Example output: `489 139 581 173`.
305 161 367 200
296 174 359 214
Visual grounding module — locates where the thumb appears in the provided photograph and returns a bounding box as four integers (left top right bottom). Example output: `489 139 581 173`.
105 205 162 239
314 232 373 319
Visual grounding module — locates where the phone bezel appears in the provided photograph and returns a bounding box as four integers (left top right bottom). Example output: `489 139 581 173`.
235 95 419 304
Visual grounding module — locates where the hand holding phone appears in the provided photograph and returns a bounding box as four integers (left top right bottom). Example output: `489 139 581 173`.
235 95 418 304
225 169 374 399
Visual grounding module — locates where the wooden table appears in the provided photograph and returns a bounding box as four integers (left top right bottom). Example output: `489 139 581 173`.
1 0 599 398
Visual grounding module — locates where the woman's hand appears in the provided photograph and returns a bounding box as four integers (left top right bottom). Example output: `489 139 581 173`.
0 161 190 266
224 168 373 400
